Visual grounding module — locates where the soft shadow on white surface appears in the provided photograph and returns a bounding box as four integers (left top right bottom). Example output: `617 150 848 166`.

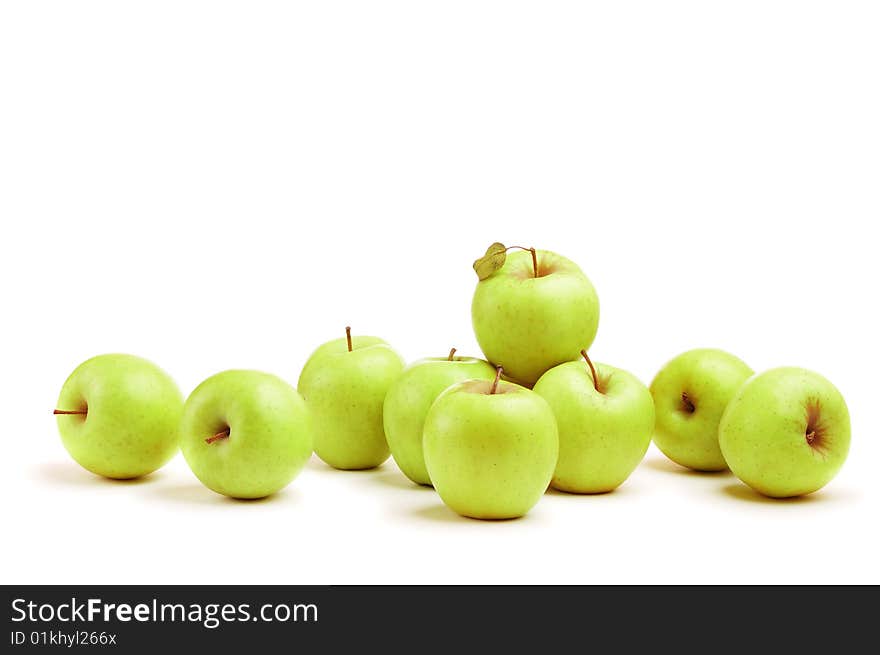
642 456 733 478
304 456 388 475
34 461 161 487
152 482 299 506
720 482 856 506
371 470 434 492
304 454 434 493
545 484 631 498
410 502 534 524
304 456 332 472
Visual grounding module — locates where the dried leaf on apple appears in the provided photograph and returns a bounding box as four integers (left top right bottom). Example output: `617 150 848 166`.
473 242 507 280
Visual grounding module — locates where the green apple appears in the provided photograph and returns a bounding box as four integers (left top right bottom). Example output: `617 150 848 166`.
534 353 654 493
423 371 559 519
719 367 850 498
54 353 183 479
297 327 404 470
383 349 496 485
650 348 753 471
180 370 312 499
471 247 599 387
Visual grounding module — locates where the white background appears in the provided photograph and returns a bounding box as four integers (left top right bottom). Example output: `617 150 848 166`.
1 1 878 584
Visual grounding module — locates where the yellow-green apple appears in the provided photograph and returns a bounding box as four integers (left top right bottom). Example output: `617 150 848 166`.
298 327 404 470
180 370 312 499
534 352 654 493
423 368 559 519
471 245 599 387
719 367 850 498
650 348 753 471
383 349 496 485
54 353 183 479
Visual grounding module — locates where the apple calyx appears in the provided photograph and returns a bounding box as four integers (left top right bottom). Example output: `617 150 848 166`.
472 242 538 280
490 366 503 394
205 428 230 445
345 326 353 352
579 350 603 394
448 347 457 361
679 392 696 414
804 400 828 454
53 409 87 415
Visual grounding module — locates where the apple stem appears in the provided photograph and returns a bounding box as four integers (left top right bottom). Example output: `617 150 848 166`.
448 347 457 361
345 326 352 352
580 350 600 393
205 428 230 445
680 392 696 414
490 366 503 394
507 245 538 278
53 409 87 415
804 401 825 451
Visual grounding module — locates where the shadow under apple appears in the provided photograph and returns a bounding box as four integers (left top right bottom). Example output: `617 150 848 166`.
304 456 389 475
642 456 732 478
372 470 434 492
720 482 848 505
545 483 632 498
152 482 299 506
411 503 532 523
34 461 162 487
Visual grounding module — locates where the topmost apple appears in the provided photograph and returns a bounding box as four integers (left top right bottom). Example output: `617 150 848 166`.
471 243 599 387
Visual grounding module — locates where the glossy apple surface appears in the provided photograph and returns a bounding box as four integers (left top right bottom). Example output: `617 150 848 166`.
423 379 559 519
298 333 404 470
384 355 496 485
180 370 312 499
534 359 654 493
55 353 183 479
719 367 850 497
471 249 599 387
650 348 752 471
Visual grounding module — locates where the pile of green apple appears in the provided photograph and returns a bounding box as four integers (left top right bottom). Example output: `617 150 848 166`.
53 243 851 518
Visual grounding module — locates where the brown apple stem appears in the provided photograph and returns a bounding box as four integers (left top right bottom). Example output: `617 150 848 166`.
580 350 600 393
53 409 87 415
345 326 352 352
205 428 230 445
507 245 538 277
680 392 696 413
490 366 503 394
448 347 457 361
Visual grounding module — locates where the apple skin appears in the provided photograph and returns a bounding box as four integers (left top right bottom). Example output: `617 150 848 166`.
534 360 654 493
55 354 183 479
650 348 753 471
423 379 559 519
383 356 497 485
719 367 850 498
180 370 312 499
297 334 404 470
471 249 599 387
